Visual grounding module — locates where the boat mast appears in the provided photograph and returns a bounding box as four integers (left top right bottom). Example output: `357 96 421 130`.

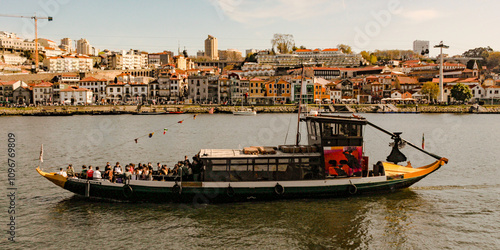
296 63 305 145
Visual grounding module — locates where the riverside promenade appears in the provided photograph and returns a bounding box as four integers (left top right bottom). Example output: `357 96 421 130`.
1 104 500 116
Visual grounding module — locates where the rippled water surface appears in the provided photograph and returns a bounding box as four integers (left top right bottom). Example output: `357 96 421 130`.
1 113 499 249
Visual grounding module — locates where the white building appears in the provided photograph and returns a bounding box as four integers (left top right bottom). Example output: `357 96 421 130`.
108 50 148 70
43 55 93 72
484 86 500 100
79 77 108 103
470 85 484 101
0 32 43 52
76 38 91 55
38 38 58 49
32 82 53 104
60 86 93 105
60 38 73 53
1 54 27 65
106 81 149 103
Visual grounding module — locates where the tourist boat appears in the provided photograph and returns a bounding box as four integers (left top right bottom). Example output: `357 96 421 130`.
37 114 448 203
233 108 257 115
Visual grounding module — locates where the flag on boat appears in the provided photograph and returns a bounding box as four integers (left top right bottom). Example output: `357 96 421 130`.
422 133 425 149
149 132 154 138
39 144 44 163
163 128 168 135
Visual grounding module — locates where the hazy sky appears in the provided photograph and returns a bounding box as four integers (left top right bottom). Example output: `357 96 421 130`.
1 0 498 56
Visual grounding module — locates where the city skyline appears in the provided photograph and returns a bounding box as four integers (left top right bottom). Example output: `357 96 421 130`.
1 0 500 56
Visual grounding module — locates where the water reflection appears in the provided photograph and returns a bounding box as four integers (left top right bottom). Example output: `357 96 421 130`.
45 190 425 248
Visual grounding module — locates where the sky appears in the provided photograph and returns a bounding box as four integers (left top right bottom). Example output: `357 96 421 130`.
1 0 499 57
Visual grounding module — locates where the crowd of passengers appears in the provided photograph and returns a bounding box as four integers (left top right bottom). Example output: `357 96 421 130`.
57 155 204 183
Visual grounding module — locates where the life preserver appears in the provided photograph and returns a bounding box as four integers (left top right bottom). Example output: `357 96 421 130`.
172 183 182 195
348 180 357 195
274 183 285 195
123 184 133 198
227 185 235 197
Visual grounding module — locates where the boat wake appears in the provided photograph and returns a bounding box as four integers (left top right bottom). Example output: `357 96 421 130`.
410 184 500 191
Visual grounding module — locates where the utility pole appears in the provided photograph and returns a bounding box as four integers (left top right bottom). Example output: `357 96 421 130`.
0 13 53 72
434 41 449 103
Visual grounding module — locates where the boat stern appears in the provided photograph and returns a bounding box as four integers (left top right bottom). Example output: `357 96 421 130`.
36 167 67 188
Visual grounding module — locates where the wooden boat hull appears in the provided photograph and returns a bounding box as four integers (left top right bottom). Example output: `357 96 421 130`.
36 158 446 203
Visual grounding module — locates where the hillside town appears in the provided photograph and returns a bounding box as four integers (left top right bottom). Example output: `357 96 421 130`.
2 31 500 107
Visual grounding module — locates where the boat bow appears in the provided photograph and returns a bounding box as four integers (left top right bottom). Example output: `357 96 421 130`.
384 157 448 179
36 167 67 188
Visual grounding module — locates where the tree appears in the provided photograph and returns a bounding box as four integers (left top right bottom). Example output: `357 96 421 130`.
369 54 378 65
271 34 295 54
338 44 352 54
360 51 370 61
486 51 500 72
182 50 188 58
451 83 472 103
421 82 439 101
373 49 418 60
244 53 257 63
462 46 492 59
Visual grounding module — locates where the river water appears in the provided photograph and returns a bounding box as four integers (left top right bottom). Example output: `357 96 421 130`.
1 113 499 249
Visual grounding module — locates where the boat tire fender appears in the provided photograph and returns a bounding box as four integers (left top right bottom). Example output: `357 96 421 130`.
227 185 235 197
275 183 285 195
348 180 357 195
172 183 182 195
123 184 133 198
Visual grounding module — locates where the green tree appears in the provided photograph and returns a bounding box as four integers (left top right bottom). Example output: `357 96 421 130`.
462 46 492 59
369 54 378 65
486 51 500 72
360 51 370 61
451 83 472 103
421 82 439 101
338 44 352 54
271 34 294 54
244 53 257 63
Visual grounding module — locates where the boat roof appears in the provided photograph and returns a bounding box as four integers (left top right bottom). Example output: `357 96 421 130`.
199 149 320 159
303 114 368 125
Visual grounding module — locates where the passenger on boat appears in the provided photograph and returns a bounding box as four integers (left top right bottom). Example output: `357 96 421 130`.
94 166 102 180
81 165 87 179
104 166 113 181
157 162 162 171
66 164 75 177
57 168 67 178
114 162 122 175
123 165 132 180
373 161 385 176
191 155 203 181
87 166 94 180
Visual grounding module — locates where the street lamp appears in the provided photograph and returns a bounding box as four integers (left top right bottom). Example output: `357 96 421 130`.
434 41 449 103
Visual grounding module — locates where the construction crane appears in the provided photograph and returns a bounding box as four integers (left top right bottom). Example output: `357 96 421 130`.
0 13 53 72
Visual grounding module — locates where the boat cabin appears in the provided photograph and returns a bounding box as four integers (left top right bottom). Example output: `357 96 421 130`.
198 115 368 182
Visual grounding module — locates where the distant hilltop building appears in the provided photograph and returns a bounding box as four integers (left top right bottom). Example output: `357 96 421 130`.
413 40 429 56
204 35 218 60
218 49 242 61
76 38 99 56
246 49 258 56
60 38 73 53
256 48 364 68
